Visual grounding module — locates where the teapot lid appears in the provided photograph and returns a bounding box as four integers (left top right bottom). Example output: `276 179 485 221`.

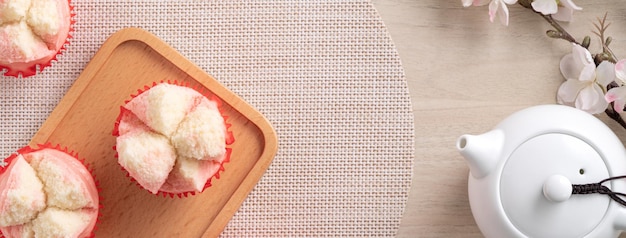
500 133 610 238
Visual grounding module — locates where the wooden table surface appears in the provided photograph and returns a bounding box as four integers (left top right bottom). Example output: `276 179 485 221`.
371 0 626 237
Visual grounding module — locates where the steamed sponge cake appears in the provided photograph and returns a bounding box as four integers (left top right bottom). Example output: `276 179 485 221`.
0 0 72 76
0 147 99 238
116 83 230 194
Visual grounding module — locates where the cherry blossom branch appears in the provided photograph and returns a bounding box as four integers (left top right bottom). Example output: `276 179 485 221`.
518 0 580 45
516 3 626 129
592 13 626 130
463 0 626 130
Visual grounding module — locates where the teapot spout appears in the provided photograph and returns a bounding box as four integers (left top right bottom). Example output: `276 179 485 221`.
457 130 504 179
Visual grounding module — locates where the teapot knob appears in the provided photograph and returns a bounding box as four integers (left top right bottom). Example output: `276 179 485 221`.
543 175 572 202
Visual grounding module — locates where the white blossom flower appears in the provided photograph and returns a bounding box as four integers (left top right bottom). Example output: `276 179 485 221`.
461 0 517 26
557 44 615 114
605 59 626 112
462 0 490 7
531 0 582 22
489 0 518 26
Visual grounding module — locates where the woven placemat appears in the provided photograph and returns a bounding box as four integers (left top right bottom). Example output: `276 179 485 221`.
0 0 414 236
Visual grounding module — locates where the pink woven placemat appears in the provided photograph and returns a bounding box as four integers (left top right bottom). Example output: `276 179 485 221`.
0 1 414 236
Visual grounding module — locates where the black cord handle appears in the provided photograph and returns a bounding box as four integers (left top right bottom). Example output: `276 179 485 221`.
572 175 626 206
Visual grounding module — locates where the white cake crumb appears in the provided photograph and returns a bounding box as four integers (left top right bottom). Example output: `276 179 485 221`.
31 207 91 238
144 83 200 136
18 223 34 238
5 21 48 61
117 129 177 194
171 102 226 161
26 0 60 44
28 152 92 210
0 222 35 238
176 156 220 192
0 155 46 227
0 0 31 24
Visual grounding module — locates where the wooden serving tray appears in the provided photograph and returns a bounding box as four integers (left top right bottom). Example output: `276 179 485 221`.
29 28 278 237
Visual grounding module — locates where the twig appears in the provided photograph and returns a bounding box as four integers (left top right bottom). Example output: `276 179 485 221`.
538 13 580 44
605 106 626 129
592 12 618 63
517 1 580 44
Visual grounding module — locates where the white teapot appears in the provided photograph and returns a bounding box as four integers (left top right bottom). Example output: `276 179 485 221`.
457 105 626 237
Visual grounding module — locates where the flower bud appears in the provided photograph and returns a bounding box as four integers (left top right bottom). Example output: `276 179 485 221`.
594 54 604 66
582 36 591 49
606 36 613 46
546 30 561 38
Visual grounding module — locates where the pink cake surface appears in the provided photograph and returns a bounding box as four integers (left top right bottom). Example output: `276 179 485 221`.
115 82 233 196
0 0 73 77
0 146 99 238
0 156 46 228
